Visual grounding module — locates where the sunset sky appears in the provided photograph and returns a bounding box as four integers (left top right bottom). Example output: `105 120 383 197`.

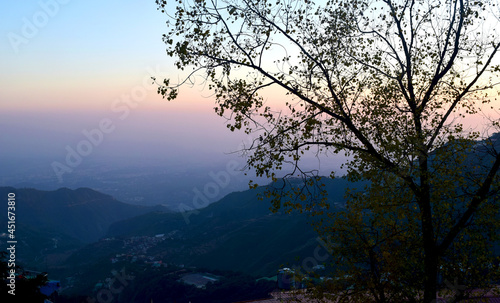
1 0 496 186
0 0 344 195
0 0 257 170
2 1 169 109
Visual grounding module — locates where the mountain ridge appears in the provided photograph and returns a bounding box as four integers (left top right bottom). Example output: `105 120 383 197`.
0 186 170 244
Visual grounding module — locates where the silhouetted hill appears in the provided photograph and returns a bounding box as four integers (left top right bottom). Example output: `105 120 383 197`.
100 177 357 276
0 187 170 243
107 177 357 236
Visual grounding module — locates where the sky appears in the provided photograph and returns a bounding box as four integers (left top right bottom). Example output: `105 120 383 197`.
0 0 345 201
0 0 295 206
2 1 168 110
1 0 496 194
0 0 256 168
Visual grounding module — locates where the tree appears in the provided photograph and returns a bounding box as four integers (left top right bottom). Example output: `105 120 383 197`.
313 137 500 302
155 0 500 301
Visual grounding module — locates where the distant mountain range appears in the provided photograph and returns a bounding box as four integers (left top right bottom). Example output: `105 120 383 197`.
0 177 355 278
1 133 497 290
60 177 354 277
0 187 170 243
0 186 171 270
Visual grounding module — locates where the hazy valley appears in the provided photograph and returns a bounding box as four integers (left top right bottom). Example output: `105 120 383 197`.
0 177 353 302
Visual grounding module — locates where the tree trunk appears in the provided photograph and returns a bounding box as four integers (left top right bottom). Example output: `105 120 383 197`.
423 242 438 302
419 154 438 303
